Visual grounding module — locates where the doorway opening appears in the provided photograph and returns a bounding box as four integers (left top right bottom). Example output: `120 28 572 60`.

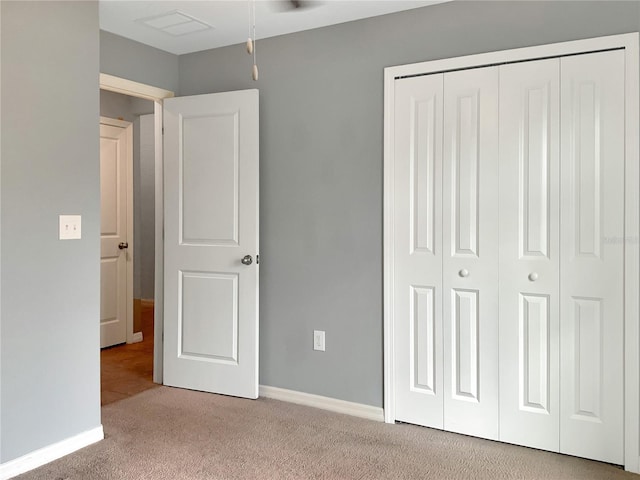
98 73 174 405
100 92 156 405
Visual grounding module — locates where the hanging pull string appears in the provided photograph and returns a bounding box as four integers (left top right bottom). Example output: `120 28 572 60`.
252 0 258 81
246 0 253 54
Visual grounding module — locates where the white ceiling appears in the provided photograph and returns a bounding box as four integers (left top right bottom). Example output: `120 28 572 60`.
100 0 447 55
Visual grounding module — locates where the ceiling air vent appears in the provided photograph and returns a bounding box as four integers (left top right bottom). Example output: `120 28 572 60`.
137 10 213 36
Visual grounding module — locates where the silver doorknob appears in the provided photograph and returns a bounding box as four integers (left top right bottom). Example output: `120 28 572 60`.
528 272 539 282
118 242 129 250
458 269 469 278
241 255 253 266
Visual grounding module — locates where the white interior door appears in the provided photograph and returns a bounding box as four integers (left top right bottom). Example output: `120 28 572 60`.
163 89 259 399
100 119 131 348
498 58 560 451
560 50 624 464
442 66 499 440
393 74 444 428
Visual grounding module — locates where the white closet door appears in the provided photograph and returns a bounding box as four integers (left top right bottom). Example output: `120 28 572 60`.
442 67 499 439
498 58 560 450
393 74 444 428
560 50 625 464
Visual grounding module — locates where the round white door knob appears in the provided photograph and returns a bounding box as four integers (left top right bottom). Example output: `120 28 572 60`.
528 272 539 282
459 269 469 278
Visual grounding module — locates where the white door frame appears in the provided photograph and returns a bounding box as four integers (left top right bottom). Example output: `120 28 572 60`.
383 33 640 473
99 73 174 383
99 116 134 345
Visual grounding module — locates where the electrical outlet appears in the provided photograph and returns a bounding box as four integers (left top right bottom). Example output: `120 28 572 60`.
313 330 325 352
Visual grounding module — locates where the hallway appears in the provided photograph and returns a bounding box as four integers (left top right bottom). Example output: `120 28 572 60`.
100 302 157 405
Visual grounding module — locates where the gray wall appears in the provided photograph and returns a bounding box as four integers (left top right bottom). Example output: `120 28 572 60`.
137 114 156 301
100 89 135 122
1 0 101 463
100 90 155 122
101 30 179 94
178 0 640 408
100 91 155 303
0 2 637 467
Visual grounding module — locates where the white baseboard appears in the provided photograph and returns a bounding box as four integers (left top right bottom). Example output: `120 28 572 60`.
259 385 384 422
131 331 143 343
0 426 104 480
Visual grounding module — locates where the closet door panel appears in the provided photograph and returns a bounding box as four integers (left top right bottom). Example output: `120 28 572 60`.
498 58 560 451
393 74 444 428
560 50 624 465
443 66 499 440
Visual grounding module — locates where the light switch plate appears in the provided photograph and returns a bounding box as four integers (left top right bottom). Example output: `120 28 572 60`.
59 215 81 240
313 330 325 352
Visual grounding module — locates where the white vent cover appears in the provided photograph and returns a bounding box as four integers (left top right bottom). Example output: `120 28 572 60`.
137 10 213 36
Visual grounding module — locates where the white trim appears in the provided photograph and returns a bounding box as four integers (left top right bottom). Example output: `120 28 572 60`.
385 34 635 79
131 331 143 343
141 298 155 308
383 66 396 425
153 100 164 385
0 0 3 460
99 73 174 102
99 74 172 385
125 121 135 345
622 35 640 475
259 385 384 422
383 33 639 473
99 116 130 129
0 426 103 480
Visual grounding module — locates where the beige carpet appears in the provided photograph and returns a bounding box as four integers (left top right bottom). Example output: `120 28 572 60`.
15 386 636 479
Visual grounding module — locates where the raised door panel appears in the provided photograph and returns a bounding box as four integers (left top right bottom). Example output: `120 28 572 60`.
179 272 239 363
393 74 444 428
181 114 239 245
442 66 499 440
519 295 551 410
498 58 560 451
560 50 624 464
411 286 437 394
100 137 119 236
451 289 479 402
